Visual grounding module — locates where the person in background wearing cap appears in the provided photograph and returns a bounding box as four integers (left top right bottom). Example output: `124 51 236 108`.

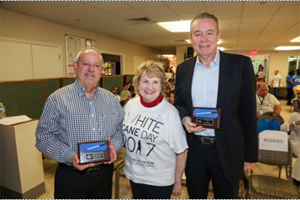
120 90 132 107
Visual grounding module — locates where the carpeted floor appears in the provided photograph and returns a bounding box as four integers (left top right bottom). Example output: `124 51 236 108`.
37 100 299 199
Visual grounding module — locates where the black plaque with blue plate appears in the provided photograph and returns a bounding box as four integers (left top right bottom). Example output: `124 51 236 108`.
78 140 110 164
192 107 221 129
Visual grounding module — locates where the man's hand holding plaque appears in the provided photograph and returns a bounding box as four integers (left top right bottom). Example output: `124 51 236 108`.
104 137 117 164
191 107 221 129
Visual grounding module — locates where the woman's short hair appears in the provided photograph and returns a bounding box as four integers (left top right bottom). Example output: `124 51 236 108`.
132 60 166 96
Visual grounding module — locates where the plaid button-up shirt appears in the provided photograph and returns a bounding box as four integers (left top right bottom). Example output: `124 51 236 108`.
36 80 125 164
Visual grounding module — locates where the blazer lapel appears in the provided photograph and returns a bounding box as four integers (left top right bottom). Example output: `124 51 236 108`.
186 57 197 111
217 52 232 108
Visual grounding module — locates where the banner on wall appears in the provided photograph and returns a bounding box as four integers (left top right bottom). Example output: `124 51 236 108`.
65 35 96 77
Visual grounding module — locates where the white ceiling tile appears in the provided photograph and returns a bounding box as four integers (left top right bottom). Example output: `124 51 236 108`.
276 5 300 15
271 13 300 22
211 10 242 19
0 1 297 52
244 2 284 9
84 2 131 12
167 2 206 14
147 14 180 22
204 2 243 11
108 9 144 20
137 6 174 17
177 13 202 21
243 7 279 18
124 1 166 9
282 2 300 7
241 16 273 23
58 4 100 15
82 12 119 22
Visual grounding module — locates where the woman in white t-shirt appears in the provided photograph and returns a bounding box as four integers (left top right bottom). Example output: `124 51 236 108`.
165 66 174 82
123 60 188 199
257 65 266 81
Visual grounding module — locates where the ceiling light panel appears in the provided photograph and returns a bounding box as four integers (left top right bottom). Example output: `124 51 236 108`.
275 46 300 50
157 20 191 32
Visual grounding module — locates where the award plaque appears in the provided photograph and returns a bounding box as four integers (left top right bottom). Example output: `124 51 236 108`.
78 140 110 164
191 107 221 129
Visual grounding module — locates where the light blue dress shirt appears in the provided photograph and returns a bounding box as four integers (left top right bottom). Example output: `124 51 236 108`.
191 50 220 136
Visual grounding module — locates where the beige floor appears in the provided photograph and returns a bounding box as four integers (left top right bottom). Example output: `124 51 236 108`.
37 100 298 199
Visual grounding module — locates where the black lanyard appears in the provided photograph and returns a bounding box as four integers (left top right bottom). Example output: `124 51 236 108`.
257 95 264 105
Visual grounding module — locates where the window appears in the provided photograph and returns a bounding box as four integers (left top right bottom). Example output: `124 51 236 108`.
288 56 300 73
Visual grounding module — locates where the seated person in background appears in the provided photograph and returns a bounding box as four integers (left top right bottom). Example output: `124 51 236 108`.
256 82 281 118
169 90 175 105
168 78 175 90
128 85 136 98
256 77 264 83
120 90 131 107
111 86 121 102
280 99 300 187
164 85 171 102
294 85 300 98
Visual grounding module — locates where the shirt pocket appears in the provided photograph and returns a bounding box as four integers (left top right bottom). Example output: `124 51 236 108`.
98 114 118 137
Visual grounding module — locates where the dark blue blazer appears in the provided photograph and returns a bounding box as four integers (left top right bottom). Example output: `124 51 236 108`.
174 51 258 183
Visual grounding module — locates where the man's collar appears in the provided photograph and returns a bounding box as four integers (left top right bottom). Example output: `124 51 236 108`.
74 79 99 95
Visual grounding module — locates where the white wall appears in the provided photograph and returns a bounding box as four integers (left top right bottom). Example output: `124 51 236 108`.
176 45 300 87
230 50 300 87
0 8 161 78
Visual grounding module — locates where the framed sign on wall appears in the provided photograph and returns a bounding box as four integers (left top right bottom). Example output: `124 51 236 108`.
65 35 96 77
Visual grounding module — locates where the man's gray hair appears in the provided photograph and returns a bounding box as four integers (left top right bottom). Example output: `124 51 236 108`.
190 12 219 34
75 47 104 64
257 82 268 89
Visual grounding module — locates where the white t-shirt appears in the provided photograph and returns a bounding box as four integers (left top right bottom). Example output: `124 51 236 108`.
123 97 188 186
258 71 266 79
256 93 280 113
165 72 173 81
272 74 281 87
114 94 121 102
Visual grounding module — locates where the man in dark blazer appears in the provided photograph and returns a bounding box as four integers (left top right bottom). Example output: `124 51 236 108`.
174 12 258 198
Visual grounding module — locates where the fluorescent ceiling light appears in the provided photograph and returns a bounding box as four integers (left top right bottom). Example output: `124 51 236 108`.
291 36 300 43
275 46 300 50
162 54 174 57
158 20 191 32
